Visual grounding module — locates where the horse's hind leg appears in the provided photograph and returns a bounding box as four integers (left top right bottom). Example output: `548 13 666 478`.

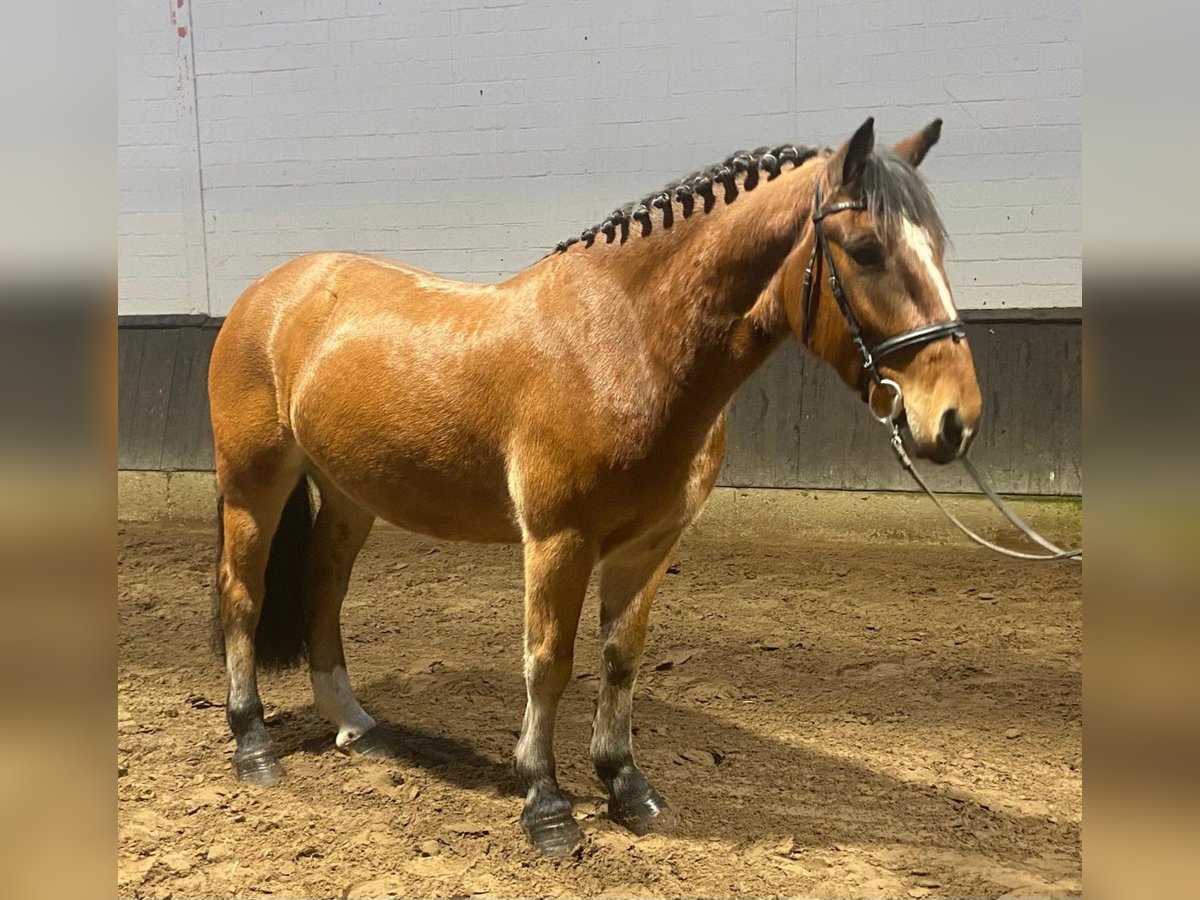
216 453 306 787
304 477 380 752
592 527 683 835
515 530 595 856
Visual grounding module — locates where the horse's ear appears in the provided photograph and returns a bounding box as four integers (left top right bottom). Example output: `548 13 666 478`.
828 117 875 188
893 118 943 168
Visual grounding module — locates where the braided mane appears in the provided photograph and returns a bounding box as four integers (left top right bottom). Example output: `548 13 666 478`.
552 144 824 253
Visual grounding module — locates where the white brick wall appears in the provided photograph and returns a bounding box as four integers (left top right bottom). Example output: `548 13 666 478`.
118 0 1082 315
118 0 209 315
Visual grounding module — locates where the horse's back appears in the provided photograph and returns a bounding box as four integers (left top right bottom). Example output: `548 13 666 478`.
212 250 507 408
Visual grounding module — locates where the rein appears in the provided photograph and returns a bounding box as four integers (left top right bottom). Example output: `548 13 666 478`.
801 185 1082 563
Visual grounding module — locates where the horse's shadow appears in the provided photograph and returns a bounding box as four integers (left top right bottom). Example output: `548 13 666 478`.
267 661 1079 864
288 714 523 798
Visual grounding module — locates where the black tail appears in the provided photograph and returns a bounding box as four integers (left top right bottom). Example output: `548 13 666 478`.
211 478 314 671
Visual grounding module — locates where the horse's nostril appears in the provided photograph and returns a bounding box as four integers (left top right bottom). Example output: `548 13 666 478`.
939 408 965 451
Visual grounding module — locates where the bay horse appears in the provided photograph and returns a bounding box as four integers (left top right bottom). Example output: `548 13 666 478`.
208 117 981 855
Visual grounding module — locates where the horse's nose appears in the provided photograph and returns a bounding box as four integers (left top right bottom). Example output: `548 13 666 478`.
937 407 967 457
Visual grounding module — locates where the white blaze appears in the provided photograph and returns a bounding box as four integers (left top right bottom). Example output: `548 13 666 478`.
901 218 957 320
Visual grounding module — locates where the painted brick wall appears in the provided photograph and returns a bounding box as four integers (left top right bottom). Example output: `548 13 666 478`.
118 0 208 315
118 0 1082 316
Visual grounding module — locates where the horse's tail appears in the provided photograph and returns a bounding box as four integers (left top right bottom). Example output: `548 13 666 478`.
211 478 314 671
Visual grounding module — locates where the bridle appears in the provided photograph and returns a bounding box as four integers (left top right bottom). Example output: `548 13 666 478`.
800 182 966 412
799 183 1081 562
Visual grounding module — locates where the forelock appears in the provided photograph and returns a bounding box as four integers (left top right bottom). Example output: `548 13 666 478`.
860 149 948 245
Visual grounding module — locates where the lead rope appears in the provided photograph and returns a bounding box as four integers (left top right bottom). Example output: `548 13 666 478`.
885 424 1082 562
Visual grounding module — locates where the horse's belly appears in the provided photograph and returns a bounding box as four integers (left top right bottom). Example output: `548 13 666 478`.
293 391 520 542
289 331 523 542
309 449 521 543
368 472 521 544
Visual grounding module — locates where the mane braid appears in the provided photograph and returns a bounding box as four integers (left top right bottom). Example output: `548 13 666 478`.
552 144 821 254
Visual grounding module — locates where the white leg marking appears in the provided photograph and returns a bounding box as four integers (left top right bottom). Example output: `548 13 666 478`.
515 652 550 775
901 217 957 320
311 666 376 747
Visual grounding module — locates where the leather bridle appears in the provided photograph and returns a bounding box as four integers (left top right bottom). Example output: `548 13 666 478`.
798 183 1081 562
799 182 966 417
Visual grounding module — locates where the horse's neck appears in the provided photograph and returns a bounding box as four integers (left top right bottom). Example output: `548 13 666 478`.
605 163 821 324
561 161 823 448
665 169 818 374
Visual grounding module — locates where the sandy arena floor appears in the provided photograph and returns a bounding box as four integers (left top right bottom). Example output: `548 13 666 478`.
118 496 1081 899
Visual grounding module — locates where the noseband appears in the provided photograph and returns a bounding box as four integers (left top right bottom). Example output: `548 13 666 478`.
799 183 966 416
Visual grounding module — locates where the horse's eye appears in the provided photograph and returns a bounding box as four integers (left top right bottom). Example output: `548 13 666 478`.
848 244 884 268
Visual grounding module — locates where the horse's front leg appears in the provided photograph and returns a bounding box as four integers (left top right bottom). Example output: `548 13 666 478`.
515 530 594 855
592 528 683 835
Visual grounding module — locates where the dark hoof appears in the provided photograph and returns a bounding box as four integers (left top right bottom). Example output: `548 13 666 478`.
342 727 395 760
521 808 584 857
231 747 284 787
609 787 677 836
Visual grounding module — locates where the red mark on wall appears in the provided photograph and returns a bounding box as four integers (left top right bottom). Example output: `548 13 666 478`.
178 0 184 7
178 26 187 38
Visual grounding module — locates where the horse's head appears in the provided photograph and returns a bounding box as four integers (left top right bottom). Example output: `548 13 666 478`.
782 118 981 464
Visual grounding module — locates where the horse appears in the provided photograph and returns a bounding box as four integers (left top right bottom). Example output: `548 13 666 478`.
208 116 981 855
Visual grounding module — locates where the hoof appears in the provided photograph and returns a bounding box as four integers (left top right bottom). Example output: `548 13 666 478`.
231 747 284 787
521 808 584 857
608 787 677 836
342 727 395 760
